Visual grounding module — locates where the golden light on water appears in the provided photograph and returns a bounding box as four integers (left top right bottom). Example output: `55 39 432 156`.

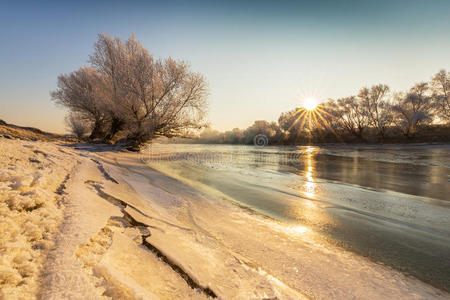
304 146 316 198
305 182 315 198
288 147 336 241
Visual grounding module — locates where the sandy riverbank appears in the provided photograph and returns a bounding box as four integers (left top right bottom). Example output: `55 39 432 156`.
1 138 449 299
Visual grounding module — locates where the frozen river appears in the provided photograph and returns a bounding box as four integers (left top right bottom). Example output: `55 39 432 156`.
144 143 450 292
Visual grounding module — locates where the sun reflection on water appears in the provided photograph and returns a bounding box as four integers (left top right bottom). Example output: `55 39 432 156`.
303 146 316 198
305 181 315 198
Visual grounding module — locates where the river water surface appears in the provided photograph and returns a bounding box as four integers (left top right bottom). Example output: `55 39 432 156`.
145 143 450 292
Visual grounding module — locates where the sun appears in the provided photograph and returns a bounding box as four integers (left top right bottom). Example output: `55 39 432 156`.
304 97 318 111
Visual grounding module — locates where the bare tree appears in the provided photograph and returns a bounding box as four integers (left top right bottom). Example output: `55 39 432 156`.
53 33 208 148
65 112 90 139
317 99 343 133
189 69 449 145
121 35 206 146
392 82 434 139
359 84 392 139
89 33 128 140
336 96 369 139
51 67 109 139
430 69 450 123
278 108 308 143
111 35 208 147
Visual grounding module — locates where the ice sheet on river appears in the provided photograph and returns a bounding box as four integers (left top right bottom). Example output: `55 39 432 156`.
101 149 449 299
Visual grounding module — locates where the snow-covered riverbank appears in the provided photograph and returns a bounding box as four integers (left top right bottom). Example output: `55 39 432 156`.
0 139 79 298
1 138 449 299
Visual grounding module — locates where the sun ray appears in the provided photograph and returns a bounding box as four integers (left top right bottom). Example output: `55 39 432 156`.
298 111 309 133
287 109 307 131
287 98 348 143
315 111 345 142
315 106 338 119
312 111 325 131
312 111 328 139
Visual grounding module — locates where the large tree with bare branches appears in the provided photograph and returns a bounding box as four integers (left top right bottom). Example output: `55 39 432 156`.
336 96 369 139
359 84 392 139
51 67 110 139
52 33 208 148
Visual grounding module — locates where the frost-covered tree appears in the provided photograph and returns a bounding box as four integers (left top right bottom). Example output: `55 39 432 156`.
430 69 450 123
318 99 343 133
336 96 369 139
114 36 208 145
52 33 208 148
65 112 90 139
278 108 308 143
51 67 109 139
392 82 434 139
242 120 279 145
89 33 127 141
359 84 393 139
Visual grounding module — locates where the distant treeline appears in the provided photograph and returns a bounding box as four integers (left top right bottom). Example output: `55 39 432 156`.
195 70 450 145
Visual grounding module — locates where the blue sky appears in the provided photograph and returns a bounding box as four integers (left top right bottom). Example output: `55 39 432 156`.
1 0 449 133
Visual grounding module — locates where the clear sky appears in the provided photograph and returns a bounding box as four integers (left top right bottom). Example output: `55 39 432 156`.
1 0 450 133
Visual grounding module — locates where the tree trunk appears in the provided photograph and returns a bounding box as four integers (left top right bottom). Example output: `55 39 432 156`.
89 119 104 140
104 116 124 142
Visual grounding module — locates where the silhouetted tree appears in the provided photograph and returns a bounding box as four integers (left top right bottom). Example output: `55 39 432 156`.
359 84 393 139
278 108 307 143
336 96 369 139
318 99 342 134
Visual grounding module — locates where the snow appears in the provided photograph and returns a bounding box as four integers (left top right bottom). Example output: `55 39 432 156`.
0 139 79 299
39 159 123 300
1 138 449 299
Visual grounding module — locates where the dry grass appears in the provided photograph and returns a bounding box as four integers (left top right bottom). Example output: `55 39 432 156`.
0 120 74 142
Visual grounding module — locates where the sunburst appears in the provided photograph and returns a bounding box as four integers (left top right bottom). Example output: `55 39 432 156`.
287 99 343 142
304 97 318 111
